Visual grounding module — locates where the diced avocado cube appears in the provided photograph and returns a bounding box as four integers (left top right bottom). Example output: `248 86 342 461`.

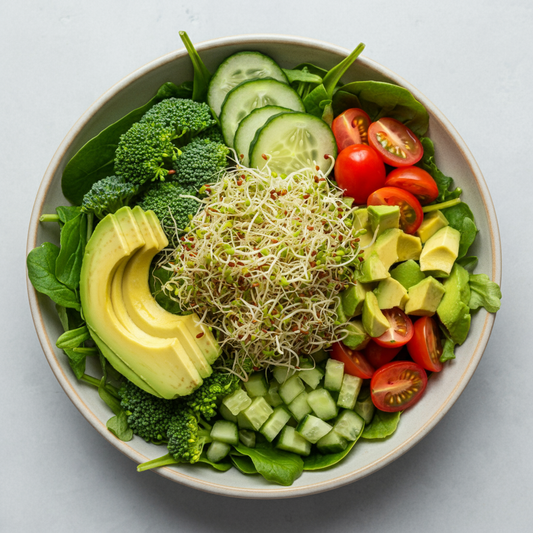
397 232 422 261
404 276 446 316
420 226 461 277
334 410 365 441
365 228 401 270
368 205 400 236
417 210 449 243
374 277 409 310
241 397 274 431
287 391 313 421
342 319 370 350
222 388 252 416
324 358 344 392
362 292 391 337
341 282 369 317
359 252 390 283
352 208 374 248
278 375 305 405
390 260 426 290
307 388 338 420
244 372 268 397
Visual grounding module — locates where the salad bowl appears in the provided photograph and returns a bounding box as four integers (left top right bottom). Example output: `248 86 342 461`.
26 34 501 498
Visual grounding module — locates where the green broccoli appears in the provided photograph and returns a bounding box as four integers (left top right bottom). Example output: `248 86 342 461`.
195 125 225 144
81 175 138 219
166 409 213 464
118 380 179 444
173 137 230 191
140 98 217 146
114 121 179 186
138 182 201 241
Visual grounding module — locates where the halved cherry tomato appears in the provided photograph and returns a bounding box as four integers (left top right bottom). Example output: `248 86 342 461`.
370 361 427 412
407 316 443 372
334 144 386 204
367 186 424 234
385 166 439 205
331 342 375 379
364 340 401 369
332 108 371 152
374 308 414 348
368 118 423 167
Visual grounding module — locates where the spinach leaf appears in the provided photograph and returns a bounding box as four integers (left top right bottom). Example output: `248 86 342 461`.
362 410 401 439
233 443 304 486
419 137 459 201
441 202 478 258
63 348 87 379
230 453 258 475
468 274 502 313
440 336 456 363
282 68 323 85
55 210 87 290
27 243 80 310
179 31 211 103
303 439 357 471
56 205 83 225
333 81 429 136
98 386 122 416
457 256 478 273
197 455 232 472
61 81 190 205
56 325 91 349
106 411 133 442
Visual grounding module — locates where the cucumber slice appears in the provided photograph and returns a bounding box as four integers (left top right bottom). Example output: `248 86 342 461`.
210 420 239 445
208 51 288 116
333 410 365 441
277 426 311 456
296 414 332 444
206 440 232 463
307 388 338 421
244 372 268 397
220 78 304 147
249 112 337 176
260 406 291 442
234 106 292 166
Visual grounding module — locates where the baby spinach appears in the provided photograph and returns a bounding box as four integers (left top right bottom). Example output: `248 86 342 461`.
468 274 502 313
61 81 191 205
230 453 259 475
441 202 478 259
457 256 478 272
440 329 457 363
179 31 211 103
55 325 91 350
55 209 87 290
362 410 401 440
303 439 358 471
106 411 134 442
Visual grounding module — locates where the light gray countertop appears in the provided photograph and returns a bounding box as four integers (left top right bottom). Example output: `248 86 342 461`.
2 1 530 531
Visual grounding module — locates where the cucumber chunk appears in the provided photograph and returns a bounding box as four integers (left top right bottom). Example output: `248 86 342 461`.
278 375 306 405
272 366 296 384
333 410 365 441
220 78 304 147
239 429 256 448
264 382 284 407
307 388 338 421
222 388 252 416
287 391 312 422
210 420 239 445
296 414 332 444
298 364 324 390
277 426 312 456
324 358 344 392
244 372 268 397
218 402 238 423
241 397 274 431
354 388 375 424
260 406 291 442
316 429 348 454
337 373 363 410
249 112 337 176
206 440 232 463
208 51 288 116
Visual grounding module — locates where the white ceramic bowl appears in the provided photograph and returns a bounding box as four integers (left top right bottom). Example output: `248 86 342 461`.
26 34 501 499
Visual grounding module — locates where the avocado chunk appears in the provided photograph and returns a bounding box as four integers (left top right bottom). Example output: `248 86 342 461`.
340 282 370 317
362 292 391 338
359 251 390 283
417 210 449 243
352 208 373 248
365 228 401 270
342 319 370 350
374 277 409 310
420 226 460 277
390 260 426 289
437 263 471 344
397 232 422 261
404 276 445 316
368 205 400 236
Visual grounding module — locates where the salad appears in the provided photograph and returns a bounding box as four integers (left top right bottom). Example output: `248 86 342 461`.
27 32 502 486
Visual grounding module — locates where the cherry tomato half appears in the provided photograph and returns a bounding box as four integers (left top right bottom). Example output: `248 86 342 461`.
385 166 439 205
370 361 428 412
407 316 444 372
368 118 423 167
332 108 371 152
364 340 401 369
367 186 424 234
331 342 375 380
374 308 414 348
334 144 386 205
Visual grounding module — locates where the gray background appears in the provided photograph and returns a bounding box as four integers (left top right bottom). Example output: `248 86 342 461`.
2 0 530 531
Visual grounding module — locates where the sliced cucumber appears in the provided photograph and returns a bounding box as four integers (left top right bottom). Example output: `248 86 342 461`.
208 51 288 116
234 106 292 166
210 420 239 446
249 112 337 175
206 441 232 463
220 78 304 147
277 426 311 456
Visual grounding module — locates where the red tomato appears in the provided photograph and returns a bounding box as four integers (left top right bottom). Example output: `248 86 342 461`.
367 186 424 234
385 166 439 205
374 308 414 348
334 144 386 205
331 342 375 380
407 316 444 372
370 361 428 412
332 108 371 152
364 340 401 369
368 118 423 167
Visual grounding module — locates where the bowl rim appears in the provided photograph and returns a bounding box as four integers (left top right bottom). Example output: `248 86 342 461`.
26 33 502 499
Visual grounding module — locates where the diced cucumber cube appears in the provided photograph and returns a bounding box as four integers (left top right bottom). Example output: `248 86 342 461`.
244 372 268 397
239 429 256 448
298 366 324 390
242 397 274 431
206 440 231 463
279 375 305 405
287 391 312 422
222 388 252 415
276 426 312 456
334 410 365 441
337 374 363 410
237 411 255 430
296 414 333 444
316 429 348 454
265 382 284 407
218 402 238 423
307 388 338 421
260 406 291 442
324 358 344 392
273 366 296 384
354 388 375 424
210 420 239 445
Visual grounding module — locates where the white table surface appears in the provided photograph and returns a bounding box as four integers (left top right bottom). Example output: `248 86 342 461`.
2 1 530 530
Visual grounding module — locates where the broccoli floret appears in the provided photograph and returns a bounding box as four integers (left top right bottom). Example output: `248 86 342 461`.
81 176 138 219
183 371 241 420
166 409 212 464
138 182 200 241
140 98 217 146
173 137 230 191
195 125 225 144
119 380 179 444
115 121 179 186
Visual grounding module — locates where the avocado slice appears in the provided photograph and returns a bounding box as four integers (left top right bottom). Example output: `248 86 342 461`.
420 226 460 277
364 228 401 271
359 252 390 284
368 205 400 236
352 208 373 248
362 292 390 338
417 210 449 243
340 282 370 317
397 232 422 262
390 260 426 290
374 277 409 310
404 276 445 316
80 207 203 399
